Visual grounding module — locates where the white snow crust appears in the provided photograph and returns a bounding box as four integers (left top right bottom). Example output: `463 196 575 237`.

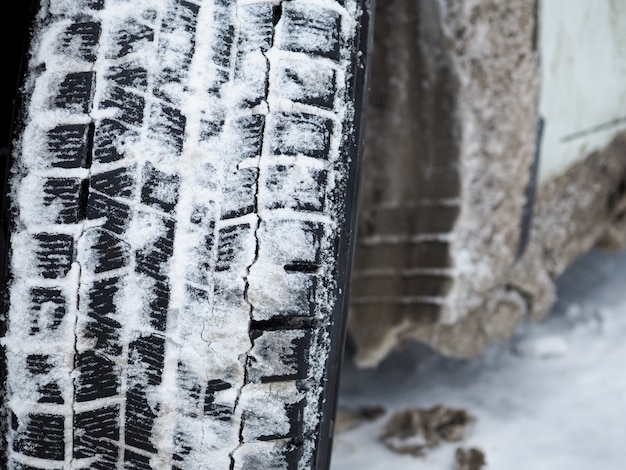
332 247 626 470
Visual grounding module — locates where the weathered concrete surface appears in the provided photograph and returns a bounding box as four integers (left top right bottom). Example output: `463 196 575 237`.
397 133 626 360
349 0 626 367
349 0 463 366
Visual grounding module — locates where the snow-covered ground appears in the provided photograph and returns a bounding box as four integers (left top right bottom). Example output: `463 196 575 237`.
332 246 626 469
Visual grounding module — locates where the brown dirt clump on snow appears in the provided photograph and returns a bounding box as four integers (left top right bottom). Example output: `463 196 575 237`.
381 405 475 456
455 447 487 470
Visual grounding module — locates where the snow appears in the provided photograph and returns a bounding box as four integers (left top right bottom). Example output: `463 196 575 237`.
332 246 626 470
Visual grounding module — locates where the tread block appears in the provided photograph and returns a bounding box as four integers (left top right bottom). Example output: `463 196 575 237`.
43 177 86 224
206 378 233 394
106 64 148 91
128 334 165 385
26 354 54 375
185 212 215 284
28 287 66 335
91 166 136 199
163 0 200 34
80 228 131 274
48 0 103 16
172 428 194 463
207 67 230 95
125 386 159 454
33 233 74 279
54 71 96 113
154 0 199 102
106 19 154 59
248 329 311 383
148 102 186 155
135 246 171 281
75 351 121 402
211 11 235 69
135 213 175 284
74 406 120 458
233 4 273 106
230 114 264 159
204 401 234 422
101 86 145 126
74 440 118 470
125 335 165 453
234 441 303 470
258 219 322 266
274 60 336 109
190 201 216 226
268 112 333 159
93 119 139 164
204 379 233 421
51 0 104 12
60 21 101 62
277 3 341 60
84 309 123 356
263 164 327 212
37 382 64 404
88 191 132 234
140 162 180 212
85 276 119 315
200 117 225 141
180 286 211 339
233 55 268 107
24 356 65 404
83 277 124 355
145 279 169 331
216 223 254 273
240 383 304 442
23 355 65 405
124 449 152 470
47 124 91 168
25 354 64 405
221 168 258 219
10 463 48 470
250 273 317 321
175 363 202 418
237 2 274 54
13 413 65 461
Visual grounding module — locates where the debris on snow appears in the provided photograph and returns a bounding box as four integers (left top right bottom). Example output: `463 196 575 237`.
380 405 475 457
455 447 487 470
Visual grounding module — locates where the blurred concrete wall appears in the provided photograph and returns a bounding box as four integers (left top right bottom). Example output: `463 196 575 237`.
349 0 626 367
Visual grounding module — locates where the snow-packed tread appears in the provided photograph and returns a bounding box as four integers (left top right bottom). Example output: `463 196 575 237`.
54 72 96 113
59 21 102 62
47 124 93 168
3 0 368 468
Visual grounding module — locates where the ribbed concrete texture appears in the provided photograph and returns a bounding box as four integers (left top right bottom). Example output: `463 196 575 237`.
349 0 626 367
